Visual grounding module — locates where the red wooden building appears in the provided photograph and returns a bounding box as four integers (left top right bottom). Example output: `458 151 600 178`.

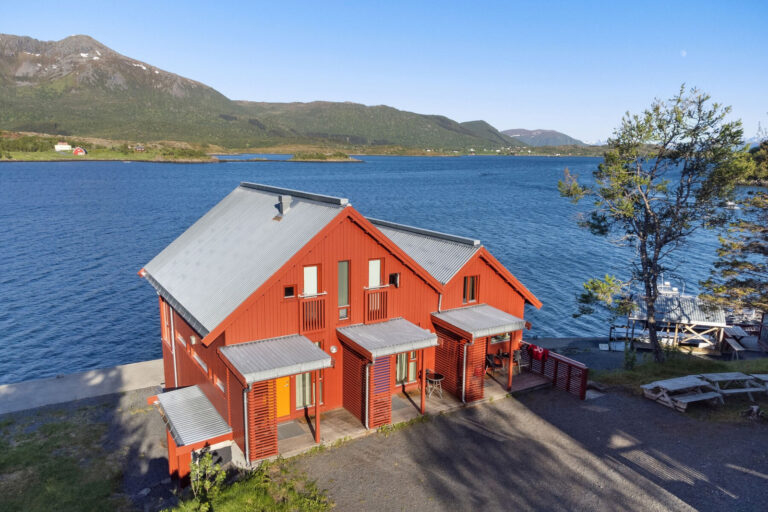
141 182 541 478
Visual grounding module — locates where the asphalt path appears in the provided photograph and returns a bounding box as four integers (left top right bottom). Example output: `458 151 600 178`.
295 389 768 511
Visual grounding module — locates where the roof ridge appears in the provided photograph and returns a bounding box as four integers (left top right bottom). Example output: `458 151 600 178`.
368 217 480 246
240 182 349 207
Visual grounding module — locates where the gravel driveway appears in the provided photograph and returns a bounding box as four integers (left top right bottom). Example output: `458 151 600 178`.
294 389 768 511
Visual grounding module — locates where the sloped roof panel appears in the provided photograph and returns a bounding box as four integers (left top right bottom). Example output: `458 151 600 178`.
156 385 232 446
144 183 346 334
629 295 726 328
337 318 438 360
220 334 332 384
369 218 480 284
432 304 525 339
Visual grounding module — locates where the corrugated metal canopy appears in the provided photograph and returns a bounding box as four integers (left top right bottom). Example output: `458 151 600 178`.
156 385 232 447
337 318 438 360
629 295 726 328
143 183 347 335
432 304 525 339
220 334 332 384
369 218 480 285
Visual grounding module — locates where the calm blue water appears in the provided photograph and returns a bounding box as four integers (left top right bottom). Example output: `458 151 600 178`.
0 156 721 384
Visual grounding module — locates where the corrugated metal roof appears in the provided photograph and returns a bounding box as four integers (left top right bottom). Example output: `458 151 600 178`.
432 304 525 339
156 385 232 446
369 218 480 285
220 334 332 384
144 183 347 335
337 318 438 360
629 295 726 328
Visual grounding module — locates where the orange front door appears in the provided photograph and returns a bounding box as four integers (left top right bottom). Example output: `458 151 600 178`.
276 376 290 417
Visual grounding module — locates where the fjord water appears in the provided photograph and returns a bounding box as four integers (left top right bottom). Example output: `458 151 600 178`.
0 157 720 384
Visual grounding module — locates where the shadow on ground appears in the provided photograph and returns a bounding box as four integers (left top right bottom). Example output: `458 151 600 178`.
294 388 768 511
0 367 175 511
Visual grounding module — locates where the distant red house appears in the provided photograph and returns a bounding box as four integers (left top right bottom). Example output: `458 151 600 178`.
72 147 87 156
141 182 541 479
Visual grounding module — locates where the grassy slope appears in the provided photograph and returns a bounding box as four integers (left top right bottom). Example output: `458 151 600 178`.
0 407 129 512
460 120 525 147
236 101 513 150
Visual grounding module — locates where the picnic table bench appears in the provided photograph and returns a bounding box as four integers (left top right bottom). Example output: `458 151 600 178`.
699 372 766 402
641 376 723 412
750 374 768 390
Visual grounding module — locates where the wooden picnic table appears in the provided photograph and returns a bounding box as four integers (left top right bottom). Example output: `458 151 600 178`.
698 372 766 401
751 374 768 391
641 376 723 412
724 325 749 341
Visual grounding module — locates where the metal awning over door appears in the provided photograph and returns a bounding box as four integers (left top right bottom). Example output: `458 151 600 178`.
431 304 525 340
220 334 332 384
337 318 438 360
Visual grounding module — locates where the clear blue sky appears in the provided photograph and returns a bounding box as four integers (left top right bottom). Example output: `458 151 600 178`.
3 1 766 142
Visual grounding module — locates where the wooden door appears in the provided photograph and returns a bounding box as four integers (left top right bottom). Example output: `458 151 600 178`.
276 376 290 417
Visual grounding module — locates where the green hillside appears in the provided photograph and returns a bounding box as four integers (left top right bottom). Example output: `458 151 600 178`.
235 101 518 150
0 34 523 151
502 128 585 146
460 120 525 147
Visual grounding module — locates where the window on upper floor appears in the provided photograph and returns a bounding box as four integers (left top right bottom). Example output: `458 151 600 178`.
463 275 478 304
368 259 382 288
338 261 350 320
284 285 296 298
303 265 319 296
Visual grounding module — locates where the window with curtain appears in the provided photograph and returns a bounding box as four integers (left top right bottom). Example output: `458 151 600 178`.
296 372 314 408
396 352 417 384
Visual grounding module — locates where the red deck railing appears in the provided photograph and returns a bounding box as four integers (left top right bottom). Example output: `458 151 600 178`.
520 342 589 400
300 295 326 332
365 288 388 323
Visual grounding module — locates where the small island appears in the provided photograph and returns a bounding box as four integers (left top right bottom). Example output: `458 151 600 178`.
288 151 361 162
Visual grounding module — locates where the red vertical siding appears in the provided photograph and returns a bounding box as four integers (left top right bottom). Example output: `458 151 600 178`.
368 356 392 428
464 337 487 402
442 252 526 319
222 214 441 418
227 369 246 456
342 345 366 424
248 379 278 461
168 310 229 421
161 341 175 388
434 326 464 397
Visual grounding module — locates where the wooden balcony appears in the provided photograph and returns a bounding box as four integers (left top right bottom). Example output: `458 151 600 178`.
300 295 326 332
365 287 389 323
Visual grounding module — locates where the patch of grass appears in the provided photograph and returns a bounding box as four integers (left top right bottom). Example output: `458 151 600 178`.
593 354 768 392
377 414 431 437
0 413 130 512
169 460 331 512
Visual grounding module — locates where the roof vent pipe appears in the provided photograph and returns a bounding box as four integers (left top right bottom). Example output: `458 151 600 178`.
278 195 291 216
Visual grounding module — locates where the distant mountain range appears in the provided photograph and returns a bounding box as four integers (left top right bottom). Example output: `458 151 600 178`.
0 34 533 150
501 128 585 147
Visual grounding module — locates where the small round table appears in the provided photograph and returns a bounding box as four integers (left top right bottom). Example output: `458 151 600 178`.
426 371 444 399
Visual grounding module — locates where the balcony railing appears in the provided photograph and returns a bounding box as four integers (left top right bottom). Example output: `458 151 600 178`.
300 294 326 332
365 287 388 323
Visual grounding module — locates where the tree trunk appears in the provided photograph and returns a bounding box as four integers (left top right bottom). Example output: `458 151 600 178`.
645 298 665 363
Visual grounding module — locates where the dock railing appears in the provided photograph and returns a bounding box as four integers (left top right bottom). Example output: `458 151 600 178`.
520 341 589 400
